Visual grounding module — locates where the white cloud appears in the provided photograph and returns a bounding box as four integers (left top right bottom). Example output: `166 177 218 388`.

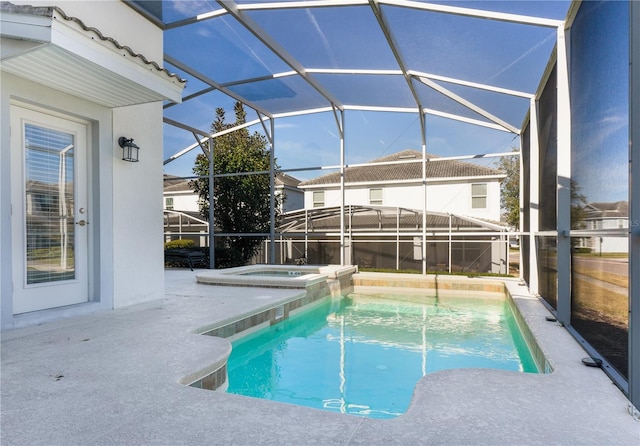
169 0 216 16
485 32 555 84
275 122 298 130
305 10 337 67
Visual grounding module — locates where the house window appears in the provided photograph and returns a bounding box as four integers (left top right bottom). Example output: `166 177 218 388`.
165 197 174 210
369 188 383 205
313 191 324 208
471 183 487 209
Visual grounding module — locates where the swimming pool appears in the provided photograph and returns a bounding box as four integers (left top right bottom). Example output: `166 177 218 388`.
226 291 539 419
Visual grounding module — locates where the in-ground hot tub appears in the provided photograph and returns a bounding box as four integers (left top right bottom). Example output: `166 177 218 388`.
195 264 356 288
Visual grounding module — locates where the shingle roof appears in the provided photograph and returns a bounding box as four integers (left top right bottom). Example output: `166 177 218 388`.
163 173 301 192
298 150 504 187
163 175 193 192
277 173 302 188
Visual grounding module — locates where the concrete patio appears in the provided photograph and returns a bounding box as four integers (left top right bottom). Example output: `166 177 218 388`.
1 269 638 445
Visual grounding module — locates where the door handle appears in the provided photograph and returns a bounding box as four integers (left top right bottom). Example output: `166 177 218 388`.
75 220 88 226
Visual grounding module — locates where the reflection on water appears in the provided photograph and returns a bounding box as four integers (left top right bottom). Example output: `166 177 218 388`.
226 293 537 419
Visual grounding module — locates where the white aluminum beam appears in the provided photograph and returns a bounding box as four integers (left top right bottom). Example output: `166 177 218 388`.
269 118 276 264
368 0 425 114
629 0 640 418
217 0 343 111
344 105 418 113
339 110 346 265
237 0 563 29
273 107 334 119
165 54 273 118
555 26 571 326
528 97 540 294
163 117 267 165
164 8 227 30
239 1 368 11
162 117 209 138
416 76 520 133
379 0 564 28
165 70 295 110
306 68 404 76
409 70 534 99
423 108 514 132
421 111 428 275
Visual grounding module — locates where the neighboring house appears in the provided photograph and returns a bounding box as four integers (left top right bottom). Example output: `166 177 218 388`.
298 150 505 221
578 201 629 254
1 1 184 329
163 173 303 246
163 173 303 214
163 175 200 213
276 173 304 212
267 150 509 273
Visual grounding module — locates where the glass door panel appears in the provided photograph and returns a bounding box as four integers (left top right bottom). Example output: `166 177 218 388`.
24 123 76 284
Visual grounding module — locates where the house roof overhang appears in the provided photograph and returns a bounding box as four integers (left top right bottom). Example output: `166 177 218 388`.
0 3 185 107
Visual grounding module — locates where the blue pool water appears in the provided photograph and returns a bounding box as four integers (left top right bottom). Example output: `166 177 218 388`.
226 292 538 419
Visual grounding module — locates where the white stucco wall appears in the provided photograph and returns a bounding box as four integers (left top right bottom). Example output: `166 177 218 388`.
165 191 200 212
303 180 503 221
112 104 164 307
280 187 304 213
163 185 305 214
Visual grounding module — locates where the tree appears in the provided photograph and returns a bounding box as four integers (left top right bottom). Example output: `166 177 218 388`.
496 149 520 229
570 179 589 230
495 149 589 233
190 102 281 267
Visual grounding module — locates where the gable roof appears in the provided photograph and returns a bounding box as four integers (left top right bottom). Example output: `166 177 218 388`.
163 173 301 192
277 173 302 188
163 175 193 193
298 150 505 187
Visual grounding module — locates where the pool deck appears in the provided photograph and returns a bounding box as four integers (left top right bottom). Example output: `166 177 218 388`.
1 269 638 445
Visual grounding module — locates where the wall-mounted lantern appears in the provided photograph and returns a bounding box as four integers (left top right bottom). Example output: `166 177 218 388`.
118 137 140 162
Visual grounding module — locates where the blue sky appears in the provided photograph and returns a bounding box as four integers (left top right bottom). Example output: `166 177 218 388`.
162 1 574 181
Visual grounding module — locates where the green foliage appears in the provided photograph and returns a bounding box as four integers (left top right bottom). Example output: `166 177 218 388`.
164 239 195 250
28 246 73 260
570 179 589 230
190 102 282 267
358 267 513 278
493 148 590 235
495 149 520 228
358 267 422 274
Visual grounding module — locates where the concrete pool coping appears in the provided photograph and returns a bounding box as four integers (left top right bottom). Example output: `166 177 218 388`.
195 264 356 288
1 269 638 445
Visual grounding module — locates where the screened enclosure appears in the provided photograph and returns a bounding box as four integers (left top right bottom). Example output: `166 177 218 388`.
145 0 639 416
